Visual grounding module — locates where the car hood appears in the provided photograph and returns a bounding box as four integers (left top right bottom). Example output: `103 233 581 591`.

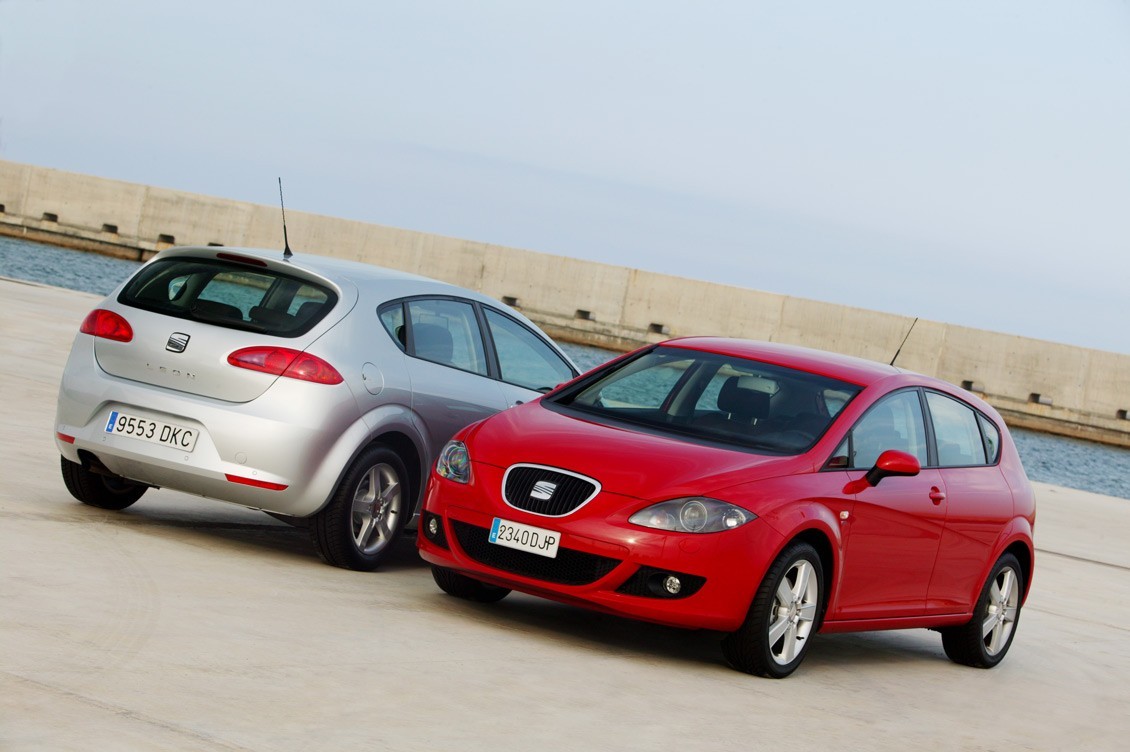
468 401 812 501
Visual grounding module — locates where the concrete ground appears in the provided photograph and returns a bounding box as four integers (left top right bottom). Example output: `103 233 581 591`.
2 277 1128 751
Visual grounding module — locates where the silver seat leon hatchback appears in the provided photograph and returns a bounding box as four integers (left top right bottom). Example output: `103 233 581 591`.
55 246 578 570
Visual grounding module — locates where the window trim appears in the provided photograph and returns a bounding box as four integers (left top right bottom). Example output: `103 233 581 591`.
823 386 1004 472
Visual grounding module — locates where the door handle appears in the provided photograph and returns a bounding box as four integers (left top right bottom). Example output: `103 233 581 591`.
929 487 946 505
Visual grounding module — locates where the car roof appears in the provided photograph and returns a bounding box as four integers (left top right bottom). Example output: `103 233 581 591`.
660 337 902 387
159 245 497 300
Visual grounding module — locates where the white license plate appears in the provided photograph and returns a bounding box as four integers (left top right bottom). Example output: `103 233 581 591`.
489 517 560 559
104 410 199 451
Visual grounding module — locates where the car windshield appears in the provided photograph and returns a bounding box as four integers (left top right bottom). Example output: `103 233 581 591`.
118 257 338 337
548 346 861 454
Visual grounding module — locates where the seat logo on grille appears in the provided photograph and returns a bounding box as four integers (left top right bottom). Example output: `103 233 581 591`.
166 333 190 353
531 481 557 500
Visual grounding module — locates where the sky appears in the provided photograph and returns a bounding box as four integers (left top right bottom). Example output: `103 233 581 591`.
1 0 1128 353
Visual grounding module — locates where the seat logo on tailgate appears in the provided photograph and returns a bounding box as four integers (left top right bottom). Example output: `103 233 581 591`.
166 333 190 353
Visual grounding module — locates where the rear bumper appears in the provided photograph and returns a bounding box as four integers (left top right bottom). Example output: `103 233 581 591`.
54 340 363 516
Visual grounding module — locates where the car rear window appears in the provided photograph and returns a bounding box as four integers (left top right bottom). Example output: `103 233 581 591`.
118 257 337 337
549 346 862 454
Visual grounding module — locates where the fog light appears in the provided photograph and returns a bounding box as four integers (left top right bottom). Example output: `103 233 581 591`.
427 516 440 537
663 575 682 595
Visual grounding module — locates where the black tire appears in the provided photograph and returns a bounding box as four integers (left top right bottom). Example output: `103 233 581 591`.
60 456 146 510
941 552 1024 668
310 445 409 571
431 565 511 603
722 541 824 678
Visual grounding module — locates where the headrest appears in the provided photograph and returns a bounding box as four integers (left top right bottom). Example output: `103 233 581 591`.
718 376 771 421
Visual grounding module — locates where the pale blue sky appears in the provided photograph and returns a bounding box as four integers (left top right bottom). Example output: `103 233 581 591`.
2 0 1128 353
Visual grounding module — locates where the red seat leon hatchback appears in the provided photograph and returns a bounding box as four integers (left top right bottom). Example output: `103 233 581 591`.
418 338 1035 677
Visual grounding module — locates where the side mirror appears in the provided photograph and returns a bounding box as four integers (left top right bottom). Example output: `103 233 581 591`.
864 450 921 487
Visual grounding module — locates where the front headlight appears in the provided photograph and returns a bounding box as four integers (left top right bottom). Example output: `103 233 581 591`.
629 498 755 533
436 440 471 484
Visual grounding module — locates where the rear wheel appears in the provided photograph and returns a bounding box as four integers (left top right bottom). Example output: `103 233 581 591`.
60 456 146 510
941 552 1024 668
431 566 511 603
311 445 409 571
722 542 823 678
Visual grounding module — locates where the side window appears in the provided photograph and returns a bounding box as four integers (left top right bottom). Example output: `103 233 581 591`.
834 390 928 469
978 413 1001 464
484 308 574 391
406 299 488 376
926 392 988 466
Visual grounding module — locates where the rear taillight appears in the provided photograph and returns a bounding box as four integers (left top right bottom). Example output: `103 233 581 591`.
80 309 133 342
227 347 344 385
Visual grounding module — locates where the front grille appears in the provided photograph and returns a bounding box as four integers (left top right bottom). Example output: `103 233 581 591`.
503 464 599 516
451 521 620 585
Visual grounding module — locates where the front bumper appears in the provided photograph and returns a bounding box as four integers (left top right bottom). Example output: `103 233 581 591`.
417 468 784 632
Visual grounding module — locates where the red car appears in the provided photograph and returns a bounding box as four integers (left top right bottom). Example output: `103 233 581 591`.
418 338 1035 677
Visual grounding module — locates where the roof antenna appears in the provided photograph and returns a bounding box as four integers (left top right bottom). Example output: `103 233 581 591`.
278 177 293 260
890 317 918 366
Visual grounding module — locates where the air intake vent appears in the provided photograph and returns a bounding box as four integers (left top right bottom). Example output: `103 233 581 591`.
451 521 619 585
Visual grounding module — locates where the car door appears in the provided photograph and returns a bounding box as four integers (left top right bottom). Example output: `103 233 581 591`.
828 389 948 620
923 391 1014 615
382 298 510 460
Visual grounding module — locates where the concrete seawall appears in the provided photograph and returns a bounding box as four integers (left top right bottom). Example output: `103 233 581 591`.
2 158 1129 446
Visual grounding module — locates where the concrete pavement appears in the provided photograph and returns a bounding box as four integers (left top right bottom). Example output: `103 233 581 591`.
2 277 1128 751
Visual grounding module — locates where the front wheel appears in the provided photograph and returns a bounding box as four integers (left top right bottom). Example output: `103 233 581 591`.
60 456 146 510
941 552 1024 668
310 445 409 571
722 541 824 678
431 566 511 603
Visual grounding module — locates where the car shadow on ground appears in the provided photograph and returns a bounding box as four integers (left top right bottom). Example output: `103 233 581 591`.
424 588 952 675
67 494 955 673
67 492 429 572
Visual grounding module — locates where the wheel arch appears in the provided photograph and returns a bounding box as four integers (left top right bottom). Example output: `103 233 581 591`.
790 527 836 629
1004 539 1034 604
368 429 425 516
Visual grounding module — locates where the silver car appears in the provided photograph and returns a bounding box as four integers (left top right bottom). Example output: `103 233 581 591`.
54 246 578 570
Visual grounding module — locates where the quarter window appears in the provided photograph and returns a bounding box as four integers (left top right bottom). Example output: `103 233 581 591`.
926 392 988 466
978 413 1001 464
379 303 406 351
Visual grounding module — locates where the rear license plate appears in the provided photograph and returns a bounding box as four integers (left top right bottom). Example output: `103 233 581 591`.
104 410 199 452
489 517 560 559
